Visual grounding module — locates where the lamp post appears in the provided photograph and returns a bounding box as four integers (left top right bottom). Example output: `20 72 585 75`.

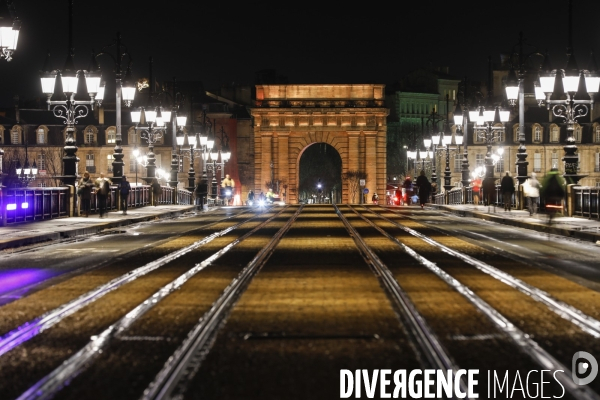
93 32 136 185
453 100 470 187
422 104 447 195
504 32 546 188
470 106 510 200
131 57 169 183
39 0 100 187
536 1 599 184
206 127 231 200
0 0 20 62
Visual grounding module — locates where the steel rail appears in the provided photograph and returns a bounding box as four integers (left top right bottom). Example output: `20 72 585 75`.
143 205 304 400
0 210 259 357
334 205 472 400
376 206 600 338
16 206 294 400
0 208 250 305
361 205 600 400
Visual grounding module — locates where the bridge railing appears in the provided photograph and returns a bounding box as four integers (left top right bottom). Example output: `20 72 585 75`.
2 187 70 225
573 186 600 219
1 184 193 226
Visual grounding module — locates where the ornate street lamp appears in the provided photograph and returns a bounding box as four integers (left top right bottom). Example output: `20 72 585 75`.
536 41 598 183
206 126 231 200
39 0 99 187
0 0 20 62
470 106 510 197
422 106 447 195
504 32 546 188
131 57 169 183
453 100 470 187
94 32 136 185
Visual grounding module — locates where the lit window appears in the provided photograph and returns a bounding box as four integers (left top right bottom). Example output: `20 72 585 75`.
86 128 94 144
107 154 114 172
476 153 485 168
37 153 46 170
534 153 541 172
551 126 559 143
551 152 559 170
495 158 504 173
596 152 600 172
11 127 20 144
37 128 45 144
574 125 582 142
453 154 461 172
534 126 541 142
86 154 95 168
595 125 600 142
107 127 116 144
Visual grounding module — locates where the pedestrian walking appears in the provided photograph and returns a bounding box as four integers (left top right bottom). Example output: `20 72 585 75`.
119 175 131 215
500 171 515 211
415 170 431 209
541 168 566 226
525 172 541 216
371 193 379 204
151 177 162 206
94 172 112 218
247 190 255 206
471 176 482 207
78 171 93 217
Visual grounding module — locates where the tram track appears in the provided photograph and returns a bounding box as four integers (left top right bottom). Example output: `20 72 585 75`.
14 206 297 400
3 204 600 399
0 208 250 308
341 204 600 400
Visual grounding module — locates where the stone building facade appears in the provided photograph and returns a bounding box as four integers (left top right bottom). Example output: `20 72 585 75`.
250 84 388 204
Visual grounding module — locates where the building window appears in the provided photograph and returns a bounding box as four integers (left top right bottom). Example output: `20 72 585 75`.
129 157 137 173
534 152 541 172
551 126 559 143
578 153 581 172
11 126 20 144
107 154 114 172
475 153 485 168
37 128 46 144
495 158 504 173
106 127 116 144
551 152 559 170
574 125 582 142
596 152 600 172
453 154 461 172
513 124 519 142
85 127 95 144
129 128 139 146
37 153 46 171
37 182 47 187
534 125 541 142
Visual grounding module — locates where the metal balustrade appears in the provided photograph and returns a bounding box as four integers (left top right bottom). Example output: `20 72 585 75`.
1 184 193 225
573 186 600 219
2 187 69 224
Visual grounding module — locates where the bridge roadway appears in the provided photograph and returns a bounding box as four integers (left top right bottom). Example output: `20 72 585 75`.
1 204 600 399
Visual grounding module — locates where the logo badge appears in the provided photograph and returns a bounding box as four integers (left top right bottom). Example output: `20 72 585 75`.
572 351 598 385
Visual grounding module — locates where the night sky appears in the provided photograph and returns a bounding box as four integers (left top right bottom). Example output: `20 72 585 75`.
0 0 599 108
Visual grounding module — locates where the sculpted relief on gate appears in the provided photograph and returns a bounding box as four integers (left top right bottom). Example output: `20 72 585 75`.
251 84 388 204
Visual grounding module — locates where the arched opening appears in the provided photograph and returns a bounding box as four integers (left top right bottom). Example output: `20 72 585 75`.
298 143 342 204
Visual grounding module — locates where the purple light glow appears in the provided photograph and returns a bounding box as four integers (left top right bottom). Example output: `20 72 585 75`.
21 202 29 209
0 269 57 296
6 203 16 211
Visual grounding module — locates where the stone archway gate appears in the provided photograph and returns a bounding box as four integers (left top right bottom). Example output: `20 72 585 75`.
251 84 388 204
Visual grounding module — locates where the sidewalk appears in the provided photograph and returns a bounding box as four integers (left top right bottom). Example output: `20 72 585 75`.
431 203 600 243
0 205 197 251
